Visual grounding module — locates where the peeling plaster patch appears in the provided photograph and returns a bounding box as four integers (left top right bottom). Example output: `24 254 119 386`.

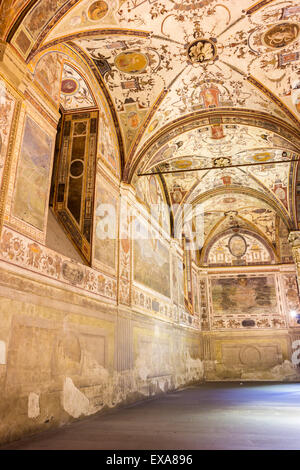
0 341 6 364
241 360 300 381
135 357 150 382
62 377 90 418
28 393 40 419
158 378 167 391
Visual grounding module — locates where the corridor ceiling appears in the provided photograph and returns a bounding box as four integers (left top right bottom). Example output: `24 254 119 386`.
1 0 300 250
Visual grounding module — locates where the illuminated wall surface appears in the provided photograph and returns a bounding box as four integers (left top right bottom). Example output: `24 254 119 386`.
1 0 300 445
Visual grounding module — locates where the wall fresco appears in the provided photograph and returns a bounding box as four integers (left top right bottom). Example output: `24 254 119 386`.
211 275 278 317
12 115 53 231
133 219 170 298
34 52 63 106
94 176 117 271
0 227 117 301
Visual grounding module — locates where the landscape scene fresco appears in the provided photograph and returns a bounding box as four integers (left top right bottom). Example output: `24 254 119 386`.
211 275 278 316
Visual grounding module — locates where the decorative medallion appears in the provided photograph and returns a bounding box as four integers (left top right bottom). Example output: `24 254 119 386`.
62 262 84 285
228 234 247 258
70 160 84 178
262 23 299 49
61 78 79 95
174 159 193 169
172 189 183 203
252 152 271 162
213 156 231 167
88 1 109 21
114 51 148 74
187 39 217 64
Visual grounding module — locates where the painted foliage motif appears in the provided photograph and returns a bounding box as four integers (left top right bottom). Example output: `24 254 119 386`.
133 219 170 297
12 116 53 231
94 177 117 270
211 275 278 316
0 83 15 188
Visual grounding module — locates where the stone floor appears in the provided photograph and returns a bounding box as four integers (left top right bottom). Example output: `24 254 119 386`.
2 382 300 450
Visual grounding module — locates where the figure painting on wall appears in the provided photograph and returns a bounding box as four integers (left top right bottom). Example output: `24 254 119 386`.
98 109 120 176
34 53 64 106
12 116 53 231
134 219 170 298
94 178 117 270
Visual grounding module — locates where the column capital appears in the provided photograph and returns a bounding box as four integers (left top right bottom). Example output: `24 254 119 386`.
120 181 136 197
288 231 300 248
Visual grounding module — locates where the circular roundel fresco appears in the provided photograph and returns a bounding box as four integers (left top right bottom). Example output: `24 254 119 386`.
262 22 299 49
228 234 247 258
114 51 148 74
88 1 109 21
61 78 79 95
187 39 217 64
70 160 84 178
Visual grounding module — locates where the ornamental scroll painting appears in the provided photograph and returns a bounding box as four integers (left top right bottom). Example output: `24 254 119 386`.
12 116 53 231
0 82 15 189
211 275 278 316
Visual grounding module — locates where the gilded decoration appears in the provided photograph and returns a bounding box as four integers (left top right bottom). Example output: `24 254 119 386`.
187 39 217 64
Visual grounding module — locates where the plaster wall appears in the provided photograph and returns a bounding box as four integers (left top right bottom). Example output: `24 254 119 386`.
0 265 203 445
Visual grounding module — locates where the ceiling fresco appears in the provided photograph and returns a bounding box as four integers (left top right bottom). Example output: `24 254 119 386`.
141 125 299 172
60 62 96 110
5 0 300 261
177 190 294 262
204 230 275 266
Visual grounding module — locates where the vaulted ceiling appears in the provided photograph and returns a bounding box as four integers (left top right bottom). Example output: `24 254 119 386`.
2 0 300 259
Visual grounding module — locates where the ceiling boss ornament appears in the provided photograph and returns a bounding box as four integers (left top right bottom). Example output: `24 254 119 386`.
187 38 217 64
186 23 217 65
